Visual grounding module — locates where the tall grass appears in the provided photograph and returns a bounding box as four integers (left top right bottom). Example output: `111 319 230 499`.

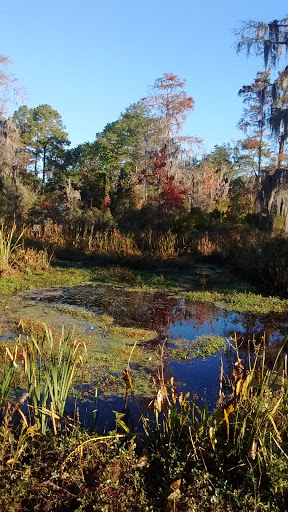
22 323 86 434
0 223 25 270
139 337 288 501
217 336 288 469
0 345 18 401
0 322 86 435
89 229 140 255
0 329 287 509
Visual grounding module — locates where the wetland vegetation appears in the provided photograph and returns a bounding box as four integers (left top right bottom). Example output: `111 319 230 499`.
1 13 288 511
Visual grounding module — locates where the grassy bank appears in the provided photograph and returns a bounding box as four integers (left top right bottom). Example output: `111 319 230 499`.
1 262 288 315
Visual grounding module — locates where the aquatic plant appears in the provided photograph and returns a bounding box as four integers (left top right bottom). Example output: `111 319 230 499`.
215 336 288 471
0 344 18 401
87 228 141 256
184 290 288 313
100 265 138 283
0 223 25 270
168 335 226 361
0 328 287 510
19 321 86 434
196 232 218 256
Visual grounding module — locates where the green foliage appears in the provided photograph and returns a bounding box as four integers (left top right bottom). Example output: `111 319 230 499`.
13 104 70 190
20 323 86 434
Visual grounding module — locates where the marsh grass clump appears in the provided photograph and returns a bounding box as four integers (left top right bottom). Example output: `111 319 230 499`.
0 223 25 271
89 229 141 256
17 317 54 338
111 325 157 340
152 231 178 258
196 232 219 256
0 224 52 278
100 264 138 283
137 339 288 511
13 247 51 271
55 305 100 322
0 322 86 436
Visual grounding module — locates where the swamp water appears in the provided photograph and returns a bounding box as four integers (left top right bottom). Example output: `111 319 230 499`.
1 264 288 431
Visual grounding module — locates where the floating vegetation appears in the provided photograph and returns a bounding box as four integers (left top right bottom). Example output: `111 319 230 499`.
184 290 288 314
168 335 226 361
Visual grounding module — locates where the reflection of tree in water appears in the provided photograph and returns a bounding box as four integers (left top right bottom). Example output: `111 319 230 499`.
183 302 219 331
125 295 221 333
58 284 288 341
88 290 221 332
226 309 288 346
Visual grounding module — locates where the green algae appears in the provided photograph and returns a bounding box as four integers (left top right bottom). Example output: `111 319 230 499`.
168 335 226 361
183 290 288 314
0 298 158 398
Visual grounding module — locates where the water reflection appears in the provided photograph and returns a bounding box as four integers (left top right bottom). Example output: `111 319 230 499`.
22 283 288 343
18 283 288 419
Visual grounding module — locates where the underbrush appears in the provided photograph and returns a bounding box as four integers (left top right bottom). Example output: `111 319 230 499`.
0 326 287 511
2 221 288 296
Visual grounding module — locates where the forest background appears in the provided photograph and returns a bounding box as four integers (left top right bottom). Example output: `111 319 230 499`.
0 3 288 294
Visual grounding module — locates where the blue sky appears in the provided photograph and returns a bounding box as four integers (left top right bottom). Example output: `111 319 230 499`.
1 1 287 154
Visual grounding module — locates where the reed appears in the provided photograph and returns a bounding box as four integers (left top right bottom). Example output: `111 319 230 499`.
225 338 288 468
0 223 25 270
22 324 86 434
13 247 51 271
89 229 140 255
196 232 218 256
0 345 18 401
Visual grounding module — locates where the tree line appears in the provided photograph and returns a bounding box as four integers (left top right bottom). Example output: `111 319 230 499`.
0 15 287 234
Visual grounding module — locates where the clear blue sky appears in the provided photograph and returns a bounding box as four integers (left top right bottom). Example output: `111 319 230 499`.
1 1 287 154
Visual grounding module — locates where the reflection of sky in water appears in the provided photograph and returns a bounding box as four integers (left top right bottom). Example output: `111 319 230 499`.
65 391 143 432
21 283 288 345
164 306 287 345
167 309 244 340
18 283 288 421
168 356 223 409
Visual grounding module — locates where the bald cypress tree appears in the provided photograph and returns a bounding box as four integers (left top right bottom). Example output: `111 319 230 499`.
236 16 288 161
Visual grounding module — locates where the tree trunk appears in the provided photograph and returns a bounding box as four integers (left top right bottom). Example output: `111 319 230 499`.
278 135 285 167
258 117 264 181
42 146 46 194
34 149 38 175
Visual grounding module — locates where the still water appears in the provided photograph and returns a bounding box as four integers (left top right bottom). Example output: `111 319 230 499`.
15 281 288 431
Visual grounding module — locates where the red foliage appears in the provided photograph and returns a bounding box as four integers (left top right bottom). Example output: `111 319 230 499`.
158 176 188 211
41 200 52 210
152 147 167 174
150 147 188 211
101 194 111 212
201 164 219 193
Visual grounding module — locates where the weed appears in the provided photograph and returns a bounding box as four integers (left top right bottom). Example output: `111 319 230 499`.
0 223 25 270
